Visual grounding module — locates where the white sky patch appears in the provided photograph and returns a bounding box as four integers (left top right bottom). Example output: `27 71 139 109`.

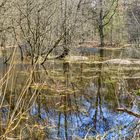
91 0 97 9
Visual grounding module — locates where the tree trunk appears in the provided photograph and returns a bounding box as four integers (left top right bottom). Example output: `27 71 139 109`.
98 0 104 58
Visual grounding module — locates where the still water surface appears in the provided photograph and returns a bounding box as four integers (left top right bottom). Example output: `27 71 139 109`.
0 48 140 139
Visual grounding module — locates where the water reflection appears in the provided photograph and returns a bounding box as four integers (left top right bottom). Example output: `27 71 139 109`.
0 59 140 139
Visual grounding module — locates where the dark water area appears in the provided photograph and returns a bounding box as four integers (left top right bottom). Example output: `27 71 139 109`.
0 46 140 139
77 46 140 59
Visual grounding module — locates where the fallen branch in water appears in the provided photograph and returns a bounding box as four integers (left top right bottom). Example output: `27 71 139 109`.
117 108 140 118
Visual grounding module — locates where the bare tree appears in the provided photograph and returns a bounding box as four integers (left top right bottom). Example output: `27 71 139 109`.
77 0 119 49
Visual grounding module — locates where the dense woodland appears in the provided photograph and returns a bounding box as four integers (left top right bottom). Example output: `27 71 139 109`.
0 0 139 59
0 0 140 140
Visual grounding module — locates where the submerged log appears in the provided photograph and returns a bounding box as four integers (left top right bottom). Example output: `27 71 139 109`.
117 108 140 118
104 59 140 65
64 56 88 61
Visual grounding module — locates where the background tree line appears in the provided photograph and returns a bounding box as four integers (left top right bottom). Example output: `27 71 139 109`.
0 0 140 63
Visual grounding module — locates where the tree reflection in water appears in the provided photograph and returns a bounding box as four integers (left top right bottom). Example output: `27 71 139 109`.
0 59 140 139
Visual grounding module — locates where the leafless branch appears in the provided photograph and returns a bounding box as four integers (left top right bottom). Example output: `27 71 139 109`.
117 108 140 118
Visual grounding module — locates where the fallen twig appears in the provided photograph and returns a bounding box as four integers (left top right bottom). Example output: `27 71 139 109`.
117 108 140 118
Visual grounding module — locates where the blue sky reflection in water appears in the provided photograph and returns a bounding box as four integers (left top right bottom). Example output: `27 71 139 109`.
1 59 140 139
28 60 140 139
30 98 139 139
